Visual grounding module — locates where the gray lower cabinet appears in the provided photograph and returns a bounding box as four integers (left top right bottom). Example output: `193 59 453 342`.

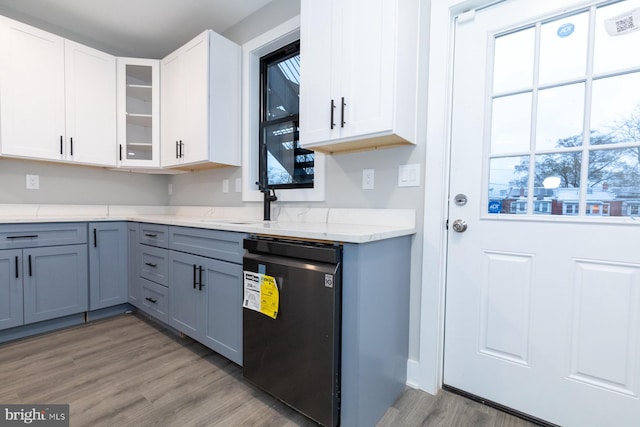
23 244 88 324
168 250 243 365
127 223 140 306
0 249 23 330
89 222 128 310
0 223 89 332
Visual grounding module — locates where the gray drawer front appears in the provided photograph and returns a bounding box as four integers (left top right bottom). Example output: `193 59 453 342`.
140 244 169 286
139 223 169 248
139 278 168 323
169 227 245 264
0 223 87 249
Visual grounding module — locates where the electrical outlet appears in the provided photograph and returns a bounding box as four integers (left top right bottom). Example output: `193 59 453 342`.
168 183 173 196
235 178 242 193
362 169 374 190
26 174 40 190
222 179 229 193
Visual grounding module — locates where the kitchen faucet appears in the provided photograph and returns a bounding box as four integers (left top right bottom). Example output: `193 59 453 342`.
256 181 277 221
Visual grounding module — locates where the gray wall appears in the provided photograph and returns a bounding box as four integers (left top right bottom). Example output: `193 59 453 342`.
0 158 169 205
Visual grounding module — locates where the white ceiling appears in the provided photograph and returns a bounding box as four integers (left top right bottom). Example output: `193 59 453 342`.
0 0 272 58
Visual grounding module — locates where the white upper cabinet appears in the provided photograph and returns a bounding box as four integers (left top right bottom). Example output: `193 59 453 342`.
0 17 116 166
300 0 423 153
0 17 66 161
65 41 116 166
161 30 241 169
116 58 160 168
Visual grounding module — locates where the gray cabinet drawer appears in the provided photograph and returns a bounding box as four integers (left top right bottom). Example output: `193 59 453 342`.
169 226 245 264
139 223 169 248
139 278 168 323
140 244 168 286
0 223 87 249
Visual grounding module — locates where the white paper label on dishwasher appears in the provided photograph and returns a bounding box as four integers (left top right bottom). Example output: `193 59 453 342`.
243 271 279 319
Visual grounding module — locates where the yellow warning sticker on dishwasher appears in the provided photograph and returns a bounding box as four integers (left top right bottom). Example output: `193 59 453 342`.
243 271 279 319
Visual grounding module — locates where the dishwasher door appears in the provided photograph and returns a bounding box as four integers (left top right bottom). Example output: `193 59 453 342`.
243 240 341 427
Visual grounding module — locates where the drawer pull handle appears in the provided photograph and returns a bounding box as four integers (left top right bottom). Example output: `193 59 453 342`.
145 262 158 268
144 233 158 238
145 297 157 304
7 235 39 240
198 266 204 291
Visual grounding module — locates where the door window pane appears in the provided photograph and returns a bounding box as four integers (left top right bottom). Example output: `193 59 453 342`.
488 156 529 214
536 83 585 150
535 153 582 215
493 28 535 93
593 0 640 74
491 93 532 154
591 72 640 142
539 12 589 84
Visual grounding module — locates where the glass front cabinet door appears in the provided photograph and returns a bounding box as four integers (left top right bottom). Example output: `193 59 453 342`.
116 57 160 168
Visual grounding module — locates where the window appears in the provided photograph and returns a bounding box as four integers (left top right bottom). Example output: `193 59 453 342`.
486 3 640 217
259 41 314 189
241 16 325 202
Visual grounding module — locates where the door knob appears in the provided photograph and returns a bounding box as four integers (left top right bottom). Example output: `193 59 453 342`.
452 219 467 233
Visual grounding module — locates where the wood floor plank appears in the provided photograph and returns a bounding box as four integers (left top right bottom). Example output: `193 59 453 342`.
0 313 540 427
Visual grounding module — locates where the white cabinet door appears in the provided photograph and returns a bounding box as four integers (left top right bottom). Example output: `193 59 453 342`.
65 40 116 167
340 0 395 139
299 0 421 154
299 0 337 146
0 17 65 161
117 57 160 168
160 30 240 169
180 33 209 164
160 51 183 167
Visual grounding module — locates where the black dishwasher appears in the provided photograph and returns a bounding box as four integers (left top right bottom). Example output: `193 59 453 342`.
242 236 342 427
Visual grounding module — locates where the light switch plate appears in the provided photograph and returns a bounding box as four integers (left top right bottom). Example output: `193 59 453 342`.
222 179 229 193
398 164 420 187
235 178 242 193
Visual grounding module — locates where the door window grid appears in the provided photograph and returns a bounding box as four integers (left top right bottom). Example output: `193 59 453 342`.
486 0 640 218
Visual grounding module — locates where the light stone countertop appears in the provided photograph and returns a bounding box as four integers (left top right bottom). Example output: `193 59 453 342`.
0 205 416 243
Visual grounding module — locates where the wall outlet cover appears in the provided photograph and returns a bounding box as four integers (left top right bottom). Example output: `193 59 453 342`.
362 169 375 190
26 174 40 190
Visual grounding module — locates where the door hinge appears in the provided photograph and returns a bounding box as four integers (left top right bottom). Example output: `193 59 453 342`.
445 219 449 230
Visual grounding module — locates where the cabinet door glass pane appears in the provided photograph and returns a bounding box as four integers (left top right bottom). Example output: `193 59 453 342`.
125 65 153 161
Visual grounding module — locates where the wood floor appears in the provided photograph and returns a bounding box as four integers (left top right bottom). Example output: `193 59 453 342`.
0 314 539 426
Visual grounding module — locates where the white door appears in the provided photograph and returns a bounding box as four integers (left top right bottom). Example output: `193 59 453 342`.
445 1 640 426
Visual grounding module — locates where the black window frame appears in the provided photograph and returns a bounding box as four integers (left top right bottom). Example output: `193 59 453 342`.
258 40 314 190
